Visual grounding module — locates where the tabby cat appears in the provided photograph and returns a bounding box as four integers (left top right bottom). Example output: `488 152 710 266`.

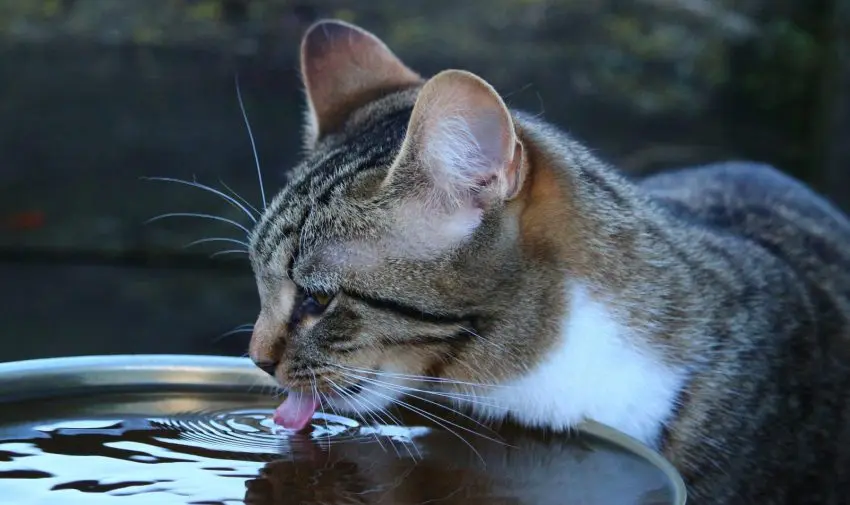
246 19 850 504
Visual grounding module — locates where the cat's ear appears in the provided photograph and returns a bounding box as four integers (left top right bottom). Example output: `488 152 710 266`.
300 20 421 141
392 69 525 210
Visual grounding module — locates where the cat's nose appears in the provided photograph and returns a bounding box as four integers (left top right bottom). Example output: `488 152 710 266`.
254 360 279 378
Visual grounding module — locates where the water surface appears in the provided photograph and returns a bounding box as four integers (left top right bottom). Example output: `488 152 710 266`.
0 391 675 504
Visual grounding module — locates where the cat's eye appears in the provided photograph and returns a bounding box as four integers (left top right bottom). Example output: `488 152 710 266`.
301 292 334 315
311 293 333 306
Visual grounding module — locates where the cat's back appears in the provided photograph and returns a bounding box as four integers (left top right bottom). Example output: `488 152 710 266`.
639 162 850 503
639 162 850 302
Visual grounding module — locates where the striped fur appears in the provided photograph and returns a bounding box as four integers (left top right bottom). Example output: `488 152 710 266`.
247 20 850 505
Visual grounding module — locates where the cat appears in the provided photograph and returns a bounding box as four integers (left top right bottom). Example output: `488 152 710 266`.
245 19 850 505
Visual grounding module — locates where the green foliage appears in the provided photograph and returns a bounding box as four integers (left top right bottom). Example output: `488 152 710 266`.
0 0 825 122
186 0 220 21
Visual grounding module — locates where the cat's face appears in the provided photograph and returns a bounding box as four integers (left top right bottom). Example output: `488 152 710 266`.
246 20 530 426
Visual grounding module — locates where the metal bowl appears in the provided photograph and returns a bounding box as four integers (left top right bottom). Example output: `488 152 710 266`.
0 354 687 504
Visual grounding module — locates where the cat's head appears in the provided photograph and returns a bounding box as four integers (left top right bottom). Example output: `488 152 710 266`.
247 20 555 428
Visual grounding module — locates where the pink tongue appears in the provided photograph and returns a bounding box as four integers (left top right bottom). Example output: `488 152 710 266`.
273 392 320 431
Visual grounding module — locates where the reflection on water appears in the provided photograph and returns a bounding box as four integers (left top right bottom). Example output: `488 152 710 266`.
0 392 675 504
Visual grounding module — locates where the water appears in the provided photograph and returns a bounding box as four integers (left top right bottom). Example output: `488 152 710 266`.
0 391 676 505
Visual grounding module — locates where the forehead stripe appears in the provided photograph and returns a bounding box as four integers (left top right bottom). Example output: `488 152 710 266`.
254 106 410 248
258 142 389 265
254 106 413 265
253 102 412 247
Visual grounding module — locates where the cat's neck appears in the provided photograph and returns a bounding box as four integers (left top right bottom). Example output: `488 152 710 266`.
516 114 701 339
469 115 702 445
473 281 687 446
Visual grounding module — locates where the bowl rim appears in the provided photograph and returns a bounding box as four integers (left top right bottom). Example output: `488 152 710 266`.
0 354 687 503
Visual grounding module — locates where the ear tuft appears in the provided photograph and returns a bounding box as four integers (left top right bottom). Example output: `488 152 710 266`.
396 70 524 209
300 20 421 142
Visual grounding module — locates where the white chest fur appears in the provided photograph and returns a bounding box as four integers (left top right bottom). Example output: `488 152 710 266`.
466 283 686 448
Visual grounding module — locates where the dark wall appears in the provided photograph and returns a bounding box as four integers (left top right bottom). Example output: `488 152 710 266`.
1 0 847 362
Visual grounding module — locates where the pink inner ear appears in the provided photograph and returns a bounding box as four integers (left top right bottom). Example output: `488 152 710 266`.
406 71 518 207
300 20 421 136
467 109 512 167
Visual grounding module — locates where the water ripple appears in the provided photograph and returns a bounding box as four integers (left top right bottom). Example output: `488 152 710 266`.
148 409 423 457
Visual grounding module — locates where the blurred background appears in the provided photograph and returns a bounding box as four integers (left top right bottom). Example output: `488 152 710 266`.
1 0 848 363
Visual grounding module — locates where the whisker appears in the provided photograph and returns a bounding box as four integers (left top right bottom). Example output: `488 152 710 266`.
349 379 497 446
219 179 261 217
142 176 257 223
334 364 508 390
457 325 511 354
457 325 490 344
145 212 251 235
386 380 501 410
318 390 338 416
318 389 349 451
337 366 503 408
326 377 389 454
235 74 266 210
341 371 508 445
219 327 253 336
347 390 406 427
325 378 369 421
331 378 409 460
362 398 421 460
359 400 420 461
214 324 254 341
184 237 250 250
309 370 331 452
344 379 487 465
210 249 249 258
